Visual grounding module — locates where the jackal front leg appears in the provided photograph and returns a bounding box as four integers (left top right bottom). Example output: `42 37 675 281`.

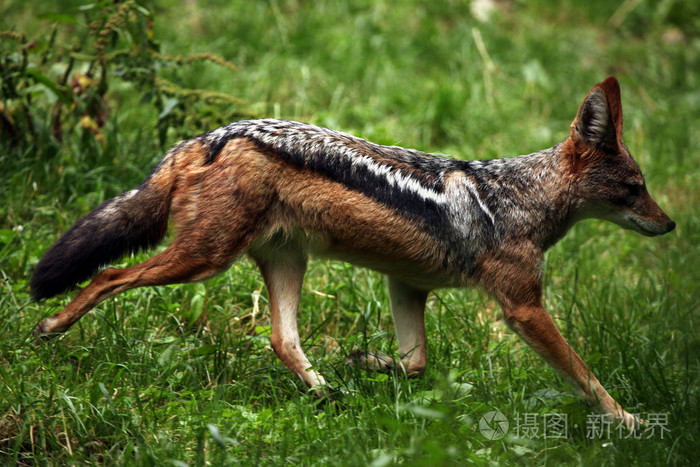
503 302 641 430
480 245 642 431
346 277 428 377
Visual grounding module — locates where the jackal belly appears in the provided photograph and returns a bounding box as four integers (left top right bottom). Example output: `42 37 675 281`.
249 224 463 291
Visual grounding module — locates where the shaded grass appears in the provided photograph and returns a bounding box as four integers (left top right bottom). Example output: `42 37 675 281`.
1 0 699 465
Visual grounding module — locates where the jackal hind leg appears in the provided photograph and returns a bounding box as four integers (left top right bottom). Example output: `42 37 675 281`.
253 253 329 396
346 276 428 377
34 240 244 338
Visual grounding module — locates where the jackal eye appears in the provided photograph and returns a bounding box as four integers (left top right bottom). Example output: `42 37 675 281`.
623 182 643 201
625 182 642 194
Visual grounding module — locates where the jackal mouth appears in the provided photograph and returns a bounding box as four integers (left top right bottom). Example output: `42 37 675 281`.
630 217 676 237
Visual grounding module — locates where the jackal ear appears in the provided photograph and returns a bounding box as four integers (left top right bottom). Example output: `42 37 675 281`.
572 76 622 153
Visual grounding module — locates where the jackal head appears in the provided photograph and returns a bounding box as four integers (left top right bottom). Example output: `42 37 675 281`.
567 76 675 237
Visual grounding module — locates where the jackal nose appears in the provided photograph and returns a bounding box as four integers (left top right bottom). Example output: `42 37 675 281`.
666 220 676 232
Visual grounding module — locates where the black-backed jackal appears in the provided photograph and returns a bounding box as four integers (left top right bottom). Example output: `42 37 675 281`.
32 77 675 429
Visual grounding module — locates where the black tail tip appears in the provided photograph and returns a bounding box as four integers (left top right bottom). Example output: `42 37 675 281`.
30 266 73 301
30 280 58 302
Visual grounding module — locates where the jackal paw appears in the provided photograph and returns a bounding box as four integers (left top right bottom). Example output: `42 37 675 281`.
309 384 348 409
345 349 396 372
620 411 647 433
32 317 61 345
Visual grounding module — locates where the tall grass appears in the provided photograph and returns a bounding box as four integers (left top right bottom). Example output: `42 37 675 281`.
1 0 698 465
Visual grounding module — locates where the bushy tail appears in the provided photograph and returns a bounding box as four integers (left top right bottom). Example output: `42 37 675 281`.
31 173 174 301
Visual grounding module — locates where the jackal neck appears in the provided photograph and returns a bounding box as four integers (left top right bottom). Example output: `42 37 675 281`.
451 145 575 251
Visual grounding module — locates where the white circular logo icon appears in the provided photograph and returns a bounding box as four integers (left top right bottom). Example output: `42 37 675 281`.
479 411 509 440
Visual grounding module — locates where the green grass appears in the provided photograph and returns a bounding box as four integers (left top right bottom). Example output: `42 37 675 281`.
1 0 699 465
